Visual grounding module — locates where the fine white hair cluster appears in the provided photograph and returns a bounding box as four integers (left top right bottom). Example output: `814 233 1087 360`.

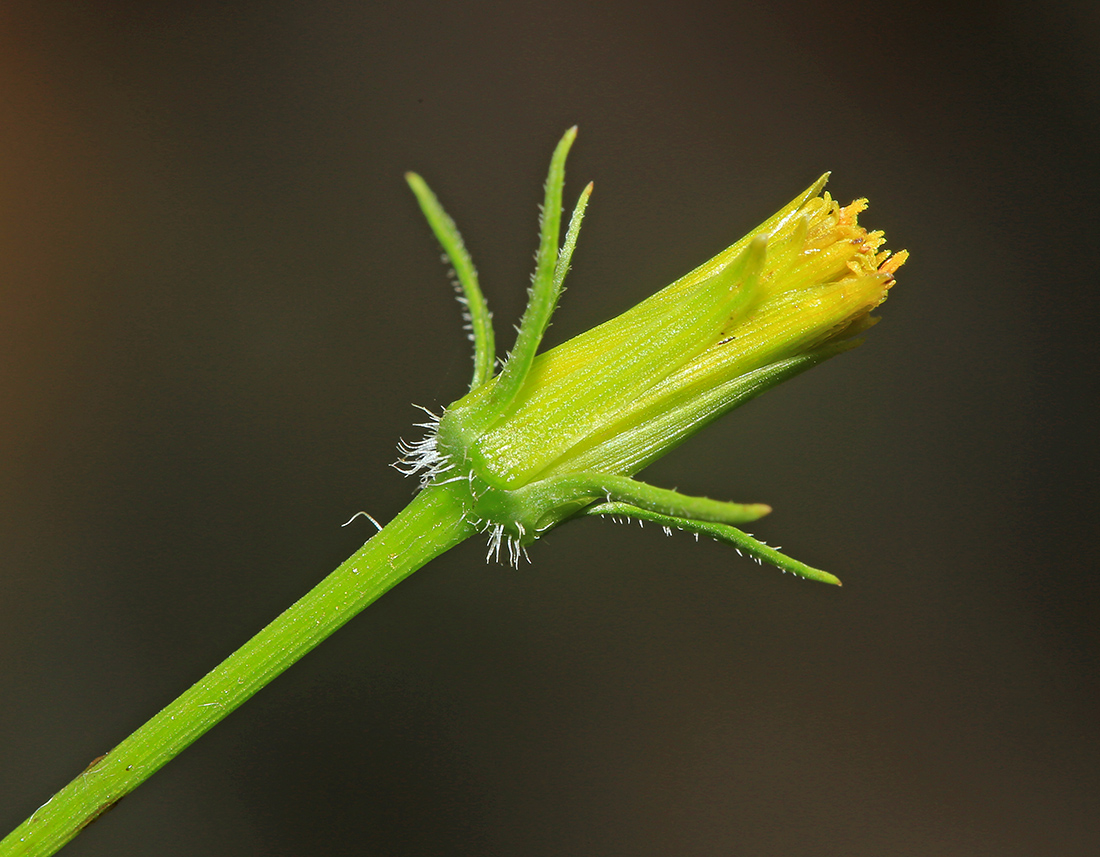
478 519 530 568
394 407 530 567
392 405 451 489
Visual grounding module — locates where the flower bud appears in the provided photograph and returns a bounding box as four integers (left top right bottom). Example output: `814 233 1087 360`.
405 129 905 582
442 174 906 487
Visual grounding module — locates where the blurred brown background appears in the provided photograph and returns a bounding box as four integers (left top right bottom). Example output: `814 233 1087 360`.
3 1 1098 855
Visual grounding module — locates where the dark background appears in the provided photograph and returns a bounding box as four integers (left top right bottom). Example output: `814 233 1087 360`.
3 2 1098 855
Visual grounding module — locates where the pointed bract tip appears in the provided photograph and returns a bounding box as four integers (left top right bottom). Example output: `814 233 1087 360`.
803 567 843 586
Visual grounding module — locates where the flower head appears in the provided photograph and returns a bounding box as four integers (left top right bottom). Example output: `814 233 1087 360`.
403 128 906 583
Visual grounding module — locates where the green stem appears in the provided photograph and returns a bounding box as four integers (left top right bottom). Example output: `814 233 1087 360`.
1 484 476 857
